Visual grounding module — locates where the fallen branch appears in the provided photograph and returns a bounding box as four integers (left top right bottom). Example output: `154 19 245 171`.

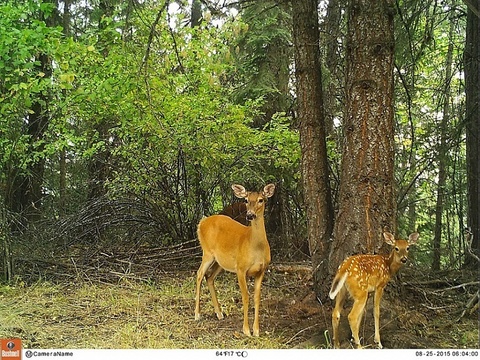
431 281 480 293
457 289 479 321
269 263 312 273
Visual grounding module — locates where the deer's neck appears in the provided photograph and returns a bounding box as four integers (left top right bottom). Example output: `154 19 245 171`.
249 215 268 243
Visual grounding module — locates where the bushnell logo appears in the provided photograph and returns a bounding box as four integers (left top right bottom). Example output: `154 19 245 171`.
1 338 22 360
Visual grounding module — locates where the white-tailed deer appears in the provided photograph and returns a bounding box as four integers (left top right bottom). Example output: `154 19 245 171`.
195 183 275 336
329 231 419 349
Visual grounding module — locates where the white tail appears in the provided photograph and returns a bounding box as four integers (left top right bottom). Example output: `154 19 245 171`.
194 183 275 336
329 231 419 348
328 272 347 300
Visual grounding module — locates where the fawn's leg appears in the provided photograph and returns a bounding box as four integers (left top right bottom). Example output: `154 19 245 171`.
373 286 385 348
348 292 368 349
332 287 347 348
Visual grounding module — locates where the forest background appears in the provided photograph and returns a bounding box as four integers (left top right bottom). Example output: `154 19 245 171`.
0 0 478 349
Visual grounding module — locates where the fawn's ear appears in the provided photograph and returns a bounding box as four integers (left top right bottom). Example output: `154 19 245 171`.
232 184 248 199
383 232 396 246
408 232 419 245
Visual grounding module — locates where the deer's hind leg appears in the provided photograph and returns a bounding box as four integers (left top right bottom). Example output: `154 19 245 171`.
205 261 224 320
348 291 368 349
332 286 347 348
195 253 216 320
373 286 385 348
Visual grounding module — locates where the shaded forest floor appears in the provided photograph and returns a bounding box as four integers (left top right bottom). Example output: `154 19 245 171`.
0 263 478 349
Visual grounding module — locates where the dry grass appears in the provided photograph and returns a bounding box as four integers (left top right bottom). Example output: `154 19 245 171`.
0 268 478 350
0 269 322 349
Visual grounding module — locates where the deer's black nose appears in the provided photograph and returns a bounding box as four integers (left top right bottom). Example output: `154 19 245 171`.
246 212 256 221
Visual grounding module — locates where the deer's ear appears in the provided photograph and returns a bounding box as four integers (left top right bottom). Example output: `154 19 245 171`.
383 232 396 246
232 184 248 198
408 232 419 245
263 184 275 198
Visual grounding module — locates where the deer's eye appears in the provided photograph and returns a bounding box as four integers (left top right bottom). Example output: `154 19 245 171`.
258 199 264 203
395 247 400 252
406 246 410 251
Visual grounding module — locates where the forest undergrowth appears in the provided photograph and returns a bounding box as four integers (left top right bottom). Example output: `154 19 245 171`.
0 259 478 349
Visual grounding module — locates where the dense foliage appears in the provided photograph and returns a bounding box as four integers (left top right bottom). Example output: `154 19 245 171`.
0 0 475 282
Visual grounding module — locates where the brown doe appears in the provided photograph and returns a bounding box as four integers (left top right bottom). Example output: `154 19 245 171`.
195 183 275 336
329 231 419 348
219 201 249 226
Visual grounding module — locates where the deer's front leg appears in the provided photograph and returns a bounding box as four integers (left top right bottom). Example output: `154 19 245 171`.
252 271 265 337
237 271 251 336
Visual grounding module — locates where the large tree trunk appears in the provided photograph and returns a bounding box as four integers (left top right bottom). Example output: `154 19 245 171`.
292 0 334 299
329 0 396 273
464 1 480 267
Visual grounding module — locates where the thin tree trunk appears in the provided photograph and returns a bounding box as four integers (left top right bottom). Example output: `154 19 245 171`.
1 204 12 282
292 0 334 300
88 0 115 200
432 18 454 271
7 51 52 226
323 0 345 135
59 0 71 216
190 0 202 28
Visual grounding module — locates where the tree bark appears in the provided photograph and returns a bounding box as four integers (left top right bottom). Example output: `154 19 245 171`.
330 0 396 273
323 0 345 136
292 0 334 300
464 1 480 267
